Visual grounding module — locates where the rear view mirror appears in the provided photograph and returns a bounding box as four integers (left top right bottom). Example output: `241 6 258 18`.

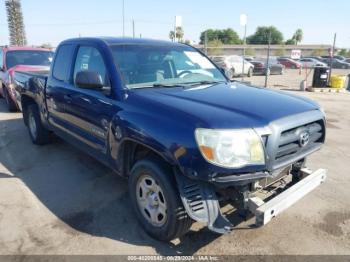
75 70 104 89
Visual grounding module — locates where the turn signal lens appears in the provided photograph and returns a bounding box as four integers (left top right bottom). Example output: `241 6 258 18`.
199 145 214 160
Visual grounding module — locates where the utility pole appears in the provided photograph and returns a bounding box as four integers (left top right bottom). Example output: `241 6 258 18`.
204 31 208 55
328 33 337 86
132 19 135 38
122 0 125 37
174 16 177 42
240 14 248 81
264 31 272 88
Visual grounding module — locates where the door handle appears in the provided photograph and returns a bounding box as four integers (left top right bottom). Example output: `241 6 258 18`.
79 97 91 104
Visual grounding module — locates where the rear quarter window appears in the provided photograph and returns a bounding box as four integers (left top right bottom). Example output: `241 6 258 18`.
52 44 75 82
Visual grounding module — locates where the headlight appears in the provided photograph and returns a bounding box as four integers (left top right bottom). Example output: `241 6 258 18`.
195 128 265 168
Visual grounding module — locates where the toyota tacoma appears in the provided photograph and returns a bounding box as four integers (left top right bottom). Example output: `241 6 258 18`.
14 37 326 241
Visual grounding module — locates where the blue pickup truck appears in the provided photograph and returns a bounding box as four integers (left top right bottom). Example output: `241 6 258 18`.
14 37 326 241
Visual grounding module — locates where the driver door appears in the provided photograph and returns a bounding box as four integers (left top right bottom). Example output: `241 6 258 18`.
62 45 115 155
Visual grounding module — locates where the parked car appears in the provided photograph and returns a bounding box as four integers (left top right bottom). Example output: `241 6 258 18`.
277 57 302 69
298 58 327 68
211 55 254 78
0 46 53 111
345 58 350 64
321 55 346 61
15 37 326 241
251 57 285 75
321 58 350 69
243 56 255 62
302 56 324 62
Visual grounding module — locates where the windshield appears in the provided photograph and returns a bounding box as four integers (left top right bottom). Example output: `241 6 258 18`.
6 50 54 69
110 44 227 89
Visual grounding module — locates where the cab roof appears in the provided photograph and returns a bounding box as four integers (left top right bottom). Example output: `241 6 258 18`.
61 37 187 47
1 46 52 52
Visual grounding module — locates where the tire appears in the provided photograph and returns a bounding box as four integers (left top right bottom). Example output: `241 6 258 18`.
226 68 234 79
3 86 17 112
25 104 50 145
129 157 192 241
291 65 296 69
247 67 253 77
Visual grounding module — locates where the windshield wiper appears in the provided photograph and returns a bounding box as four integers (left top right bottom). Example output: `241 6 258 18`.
185 80 226 86
130 83 185 89
152 83 186 88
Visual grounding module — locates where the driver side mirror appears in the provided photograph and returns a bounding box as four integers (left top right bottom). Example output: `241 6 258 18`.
75 70 104 90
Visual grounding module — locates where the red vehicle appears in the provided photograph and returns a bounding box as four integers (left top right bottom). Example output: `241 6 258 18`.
277 57 302 69
0 46 53 111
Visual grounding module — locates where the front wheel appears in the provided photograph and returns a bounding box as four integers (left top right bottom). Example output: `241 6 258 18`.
25 104 50 145
129 158 192 241
3 86 17 112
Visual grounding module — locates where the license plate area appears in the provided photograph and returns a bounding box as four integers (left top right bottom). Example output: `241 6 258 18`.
248 168 327 226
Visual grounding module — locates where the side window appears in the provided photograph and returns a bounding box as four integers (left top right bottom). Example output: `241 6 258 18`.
0 49 3 69
73 46 109 87
52 45 74 82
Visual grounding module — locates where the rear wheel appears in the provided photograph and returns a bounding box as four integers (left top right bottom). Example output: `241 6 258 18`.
226 68 235 79
129 157 192 241
3 86 17 112
247 67 253 77
25 104 50 145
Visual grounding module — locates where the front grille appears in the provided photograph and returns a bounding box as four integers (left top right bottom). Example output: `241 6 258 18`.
272 120 325 168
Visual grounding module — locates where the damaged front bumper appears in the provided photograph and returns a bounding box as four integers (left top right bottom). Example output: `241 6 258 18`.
175 168 327 234
247 168 326 226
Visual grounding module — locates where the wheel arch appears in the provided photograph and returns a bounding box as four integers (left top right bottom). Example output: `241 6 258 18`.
21 95 37 126
118 138 176 178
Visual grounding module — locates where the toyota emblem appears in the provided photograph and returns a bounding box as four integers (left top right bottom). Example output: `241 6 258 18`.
299 131 310 147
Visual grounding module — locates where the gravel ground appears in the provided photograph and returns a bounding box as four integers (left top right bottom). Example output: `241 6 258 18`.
0 73 349 255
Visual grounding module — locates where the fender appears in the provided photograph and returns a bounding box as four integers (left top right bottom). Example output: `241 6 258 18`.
108 110 180 174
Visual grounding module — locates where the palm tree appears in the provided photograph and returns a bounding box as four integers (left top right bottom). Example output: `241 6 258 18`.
5 0 27 46
169 27 184 42
176 27 184 42
169 31 175 41
293 29 303 45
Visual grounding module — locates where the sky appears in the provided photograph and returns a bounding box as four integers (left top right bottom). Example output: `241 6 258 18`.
0 0 349 48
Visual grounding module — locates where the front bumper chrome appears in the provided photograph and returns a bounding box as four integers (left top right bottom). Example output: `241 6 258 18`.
247 168 327 226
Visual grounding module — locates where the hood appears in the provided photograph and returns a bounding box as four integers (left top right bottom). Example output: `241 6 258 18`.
6 65 50 84
7 65 50 74
130 82 319 129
